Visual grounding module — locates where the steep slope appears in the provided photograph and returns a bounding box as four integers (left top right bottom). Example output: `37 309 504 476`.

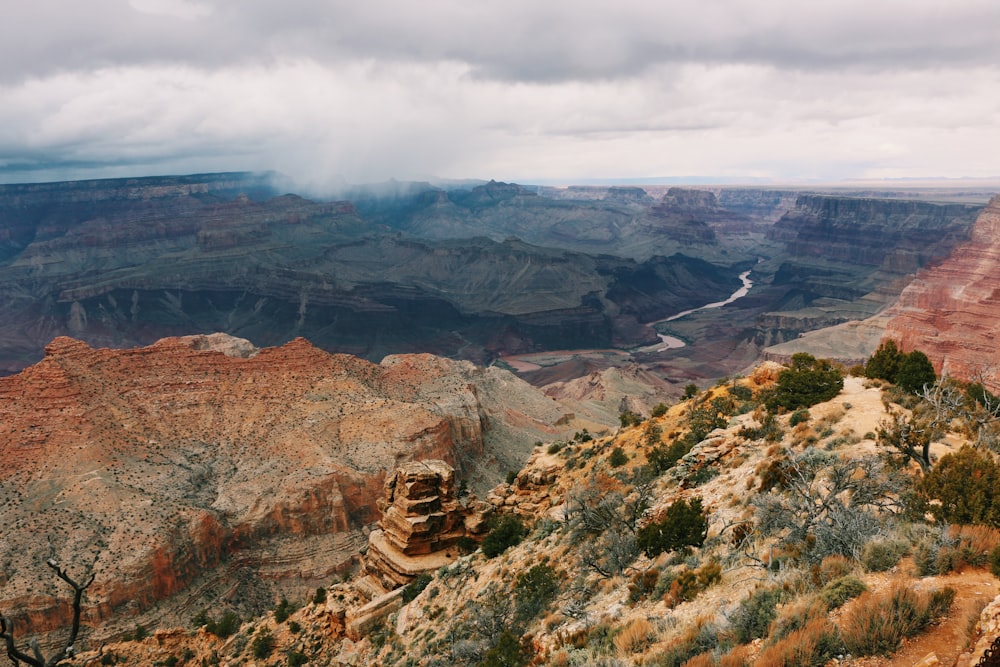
883 195 1000 392
0 334 581 644
58 368 1000 667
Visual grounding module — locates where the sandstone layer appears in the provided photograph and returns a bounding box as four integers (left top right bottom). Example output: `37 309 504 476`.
883 195 1000 392
363 460 488 589
0 334 572 643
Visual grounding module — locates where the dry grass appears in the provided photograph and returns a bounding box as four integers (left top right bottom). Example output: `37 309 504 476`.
680 652 716 667
756 616 841 667
840 581 956 656
615 617 655 655
815 554 854 585
717 644 753 667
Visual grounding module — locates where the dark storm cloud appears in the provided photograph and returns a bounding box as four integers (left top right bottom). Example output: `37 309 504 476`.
1 1 998 184
5 1 999 84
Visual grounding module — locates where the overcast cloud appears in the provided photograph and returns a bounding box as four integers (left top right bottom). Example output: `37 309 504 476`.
1 0 998 187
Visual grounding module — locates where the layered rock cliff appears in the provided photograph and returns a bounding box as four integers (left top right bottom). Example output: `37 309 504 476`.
0 334 574 643
0 174 744 374
883 195 1000 392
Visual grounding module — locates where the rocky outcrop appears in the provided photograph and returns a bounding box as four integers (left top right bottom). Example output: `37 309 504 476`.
883 196 1000 392
363 460 489 589
0 335 570 644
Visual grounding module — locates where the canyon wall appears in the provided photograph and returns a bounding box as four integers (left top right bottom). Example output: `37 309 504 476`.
883 195 1000 392
0 334 572 642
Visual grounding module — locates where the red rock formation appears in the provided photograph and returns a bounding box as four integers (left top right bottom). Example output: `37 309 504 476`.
883 196 1000 392
363 460 489 589
0 334 565 644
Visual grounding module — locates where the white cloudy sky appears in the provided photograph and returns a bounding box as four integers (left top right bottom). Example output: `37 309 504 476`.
1 0 999 187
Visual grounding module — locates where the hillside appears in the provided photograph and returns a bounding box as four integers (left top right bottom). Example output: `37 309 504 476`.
0 334 606 649
31 359 1000 667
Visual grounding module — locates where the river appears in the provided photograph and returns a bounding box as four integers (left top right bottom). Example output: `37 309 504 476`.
650 269 754 351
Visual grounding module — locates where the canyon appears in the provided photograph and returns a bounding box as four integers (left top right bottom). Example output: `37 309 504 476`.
0 333 589 646
5 172 1000 664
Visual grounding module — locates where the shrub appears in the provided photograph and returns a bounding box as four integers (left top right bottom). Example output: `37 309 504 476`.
251 628 275 659
313 586 327 605
861 539 905 572
648 440 690 474
637 498 708 558
514 564 560 623
614 617 655 654
896 350 936 394
756 617 842 667
840 583 955 656
819 575 867 609
205 611 241 638
991 545 1000 577
731 587 784 643
628 568 660 603
402 573 433 603
789 409 811 427
287 651 309 666
287 620 301 634
652 402 670 418
505 470 517 485
663 562 721 608
917 447 1000 527
864 340 902 383
481 514 527 558
766 354 844 412
480 630 530 667
816 554 853 585
274 597 294 623
456 535 478 554
620 410 643 427
684 384 699 399
768 598 828 643
547 442 563 455
645 618 721 667
609 447 628 467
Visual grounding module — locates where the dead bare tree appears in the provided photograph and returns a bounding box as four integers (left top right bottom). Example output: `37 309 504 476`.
0 560 95 667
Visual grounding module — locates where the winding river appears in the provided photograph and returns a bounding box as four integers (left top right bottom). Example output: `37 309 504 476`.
650 269 754 351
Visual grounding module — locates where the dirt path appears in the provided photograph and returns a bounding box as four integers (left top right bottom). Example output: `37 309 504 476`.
849 570 999 667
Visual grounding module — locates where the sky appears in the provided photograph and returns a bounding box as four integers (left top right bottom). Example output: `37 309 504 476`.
1 0 999 189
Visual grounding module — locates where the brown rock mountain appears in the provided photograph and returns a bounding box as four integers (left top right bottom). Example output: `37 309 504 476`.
0 334 579 644
883 195 1000 392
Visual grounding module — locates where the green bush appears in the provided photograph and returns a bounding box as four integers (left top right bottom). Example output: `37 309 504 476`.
287 620 301 634
767 354 844 412
861 540 905 572
647 440 689 474
683 384 699 399
731 587 784 643
514 564 560 623
637 498 708 558
481 514 527 558
990 545 1000 577
820 575 868 610
402 573 433 603
864 340 902 382
652 402 669 418
788 408 811 427
896 351 936 394
480 630 530 667
608 447 628 467
287 650 309 666
274 597 295 623
312 587 327 605
251 628 275 659
917 447 1000 527
205 611 240 638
